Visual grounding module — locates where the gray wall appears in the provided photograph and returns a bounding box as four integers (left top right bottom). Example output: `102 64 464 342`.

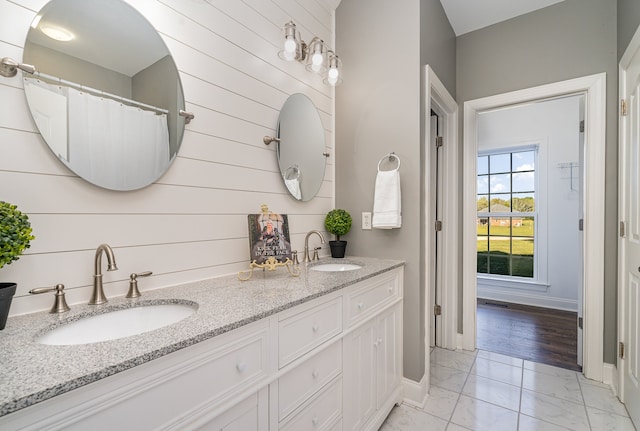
618 0 640 60
24 42 131 97
421 0 456 98
133 55 183 156
335 0 456 382
456 0 619 364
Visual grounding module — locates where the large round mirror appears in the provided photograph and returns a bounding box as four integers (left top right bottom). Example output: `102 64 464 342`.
277 94 326 201
22 0 185 190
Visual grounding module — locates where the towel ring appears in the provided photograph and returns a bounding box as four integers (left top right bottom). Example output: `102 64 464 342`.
377 153 400 172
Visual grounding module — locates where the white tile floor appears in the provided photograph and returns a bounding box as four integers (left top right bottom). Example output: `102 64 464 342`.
379 347 637 431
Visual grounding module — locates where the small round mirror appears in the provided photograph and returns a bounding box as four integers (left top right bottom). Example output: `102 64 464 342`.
276 94 326 201
22 0 185 190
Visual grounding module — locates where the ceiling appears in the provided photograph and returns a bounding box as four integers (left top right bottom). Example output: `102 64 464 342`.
29 0 168 77
439 0 565 36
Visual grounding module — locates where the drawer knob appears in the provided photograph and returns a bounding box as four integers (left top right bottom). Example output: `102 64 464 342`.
312 370 319 379
312 416 319 426
236 362 247 373
312 323 320 332
357 302 364 310
388 286 393 293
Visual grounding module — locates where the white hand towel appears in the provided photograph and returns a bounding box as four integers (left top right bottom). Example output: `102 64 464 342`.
284 177 302 200
372 169 402 229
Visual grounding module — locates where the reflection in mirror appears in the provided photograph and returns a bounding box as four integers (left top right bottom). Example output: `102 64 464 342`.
22 0 186 190
276 94 326 201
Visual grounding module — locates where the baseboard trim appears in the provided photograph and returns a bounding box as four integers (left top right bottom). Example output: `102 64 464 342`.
456 333 465 350
402 375 427 409
603 362 618 397
477 288 578 312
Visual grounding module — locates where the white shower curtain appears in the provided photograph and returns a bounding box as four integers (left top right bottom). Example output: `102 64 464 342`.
23 78 68 161
67 88 170 189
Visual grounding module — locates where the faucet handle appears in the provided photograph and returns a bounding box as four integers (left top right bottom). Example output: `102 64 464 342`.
313 247 321 261
127 271 152 298
291 251 299 265
29 284 70 313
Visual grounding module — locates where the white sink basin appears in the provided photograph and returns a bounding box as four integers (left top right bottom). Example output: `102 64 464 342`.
37 302 197 346
310 263 362 272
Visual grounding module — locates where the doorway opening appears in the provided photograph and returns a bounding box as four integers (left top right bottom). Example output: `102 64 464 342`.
424 65 458 356
474 94 585 372
461 74 606 382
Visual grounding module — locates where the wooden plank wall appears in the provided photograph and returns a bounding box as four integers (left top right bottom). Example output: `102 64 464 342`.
0 0 336 315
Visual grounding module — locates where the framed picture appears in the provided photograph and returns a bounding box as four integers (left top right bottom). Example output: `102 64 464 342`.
247 209 292 264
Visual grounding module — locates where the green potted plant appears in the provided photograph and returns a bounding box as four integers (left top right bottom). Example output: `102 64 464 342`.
0 201 35 330
324 209 352 258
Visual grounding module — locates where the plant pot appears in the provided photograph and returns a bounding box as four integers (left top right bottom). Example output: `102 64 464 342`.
0 283 16 330
329 241 347 258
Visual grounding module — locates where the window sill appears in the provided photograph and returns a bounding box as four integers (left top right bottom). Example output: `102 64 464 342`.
477 274 549 292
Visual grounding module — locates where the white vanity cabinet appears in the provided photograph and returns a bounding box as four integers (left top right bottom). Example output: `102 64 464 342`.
0 318 272 431
0 266 403 431
343 270 403 431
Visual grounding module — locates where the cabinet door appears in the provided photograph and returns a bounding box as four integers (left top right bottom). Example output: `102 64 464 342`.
343 319 377 431
376 306 401 409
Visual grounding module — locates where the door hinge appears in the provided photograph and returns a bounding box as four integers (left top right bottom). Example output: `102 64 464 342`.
621 99 628 116
619 342 625 359
434 304 442 316
579 120 585 133
435 220 442 231
578 219 584 231
620 221 626 238
435 136 443 148
578 317 583 329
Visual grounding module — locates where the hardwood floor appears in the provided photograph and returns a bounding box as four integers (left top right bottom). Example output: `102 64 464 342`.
477 298 581 371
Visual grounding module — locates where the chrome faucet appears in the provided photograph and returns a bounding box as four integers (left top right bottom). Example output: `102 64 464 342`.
303 230 325 263
89 244 118 305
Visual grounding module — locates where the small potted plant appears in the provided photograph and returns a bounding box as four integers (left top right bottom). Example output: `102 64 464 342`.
0 201 35 330
324 209 352 258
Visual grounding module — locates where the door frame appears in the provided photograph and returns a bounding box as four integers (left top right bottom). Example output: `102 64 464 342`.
462 73 606 381
424 64 458 353
617 24 640 402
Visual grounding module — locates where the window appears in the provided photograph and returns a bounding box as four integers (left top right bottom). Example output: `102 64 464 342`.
477 149 536 278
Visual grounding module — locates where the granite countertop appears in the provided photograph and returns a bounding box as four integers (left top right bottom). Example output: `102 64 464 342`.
0 257 404 417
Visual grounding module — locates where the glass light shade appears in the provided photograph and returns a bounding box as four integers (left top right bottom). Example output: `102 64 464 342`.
305 38 327 73
278 21 301 62
284 38 296 52
323 52 342 86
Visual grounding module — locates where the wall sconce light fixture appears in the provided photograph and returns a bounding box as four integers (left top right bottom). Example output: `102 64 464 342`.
277 21 342 86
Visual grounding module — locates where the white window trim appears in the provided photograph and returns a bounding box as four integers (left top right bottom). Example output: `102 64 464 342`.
477 273 550 292
476 143 548 284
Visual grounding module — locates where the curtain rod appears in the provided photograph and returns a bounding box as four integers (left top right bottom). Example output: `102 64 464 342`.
26 71 170 115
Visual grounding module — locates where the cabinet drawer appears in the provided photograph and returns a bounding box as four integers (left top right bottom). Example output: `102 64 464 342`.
192 388 268 431
346 270 400 326
279 297 342 367
280 377 342 431
278 341 342 421
202 330 268 402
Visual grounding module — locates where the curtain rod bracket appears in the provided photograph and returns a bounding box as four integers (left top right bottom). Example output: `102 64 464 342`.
0 57 36 78
263 136 280 145
179 110 195 124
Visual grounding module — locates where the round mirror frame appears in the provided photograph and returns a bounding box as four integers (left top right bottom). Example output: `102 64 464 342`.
276 94 327 201
22 0 186 191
